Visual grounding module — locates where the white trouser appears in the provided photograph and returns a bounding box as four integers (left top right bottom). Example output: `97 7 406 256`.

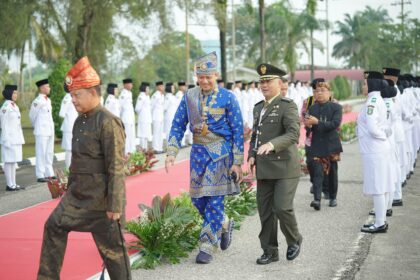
373 193 387 227
4 162 16 187
65 150 72 169
404 128 414 175
152 121 163 151
35 135 55 179
139 138 148 150
124 123 137 155
397 141 407 182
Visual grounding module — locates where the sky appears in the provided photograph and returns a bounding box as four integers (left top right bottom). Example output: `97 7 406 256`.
6 0 420 72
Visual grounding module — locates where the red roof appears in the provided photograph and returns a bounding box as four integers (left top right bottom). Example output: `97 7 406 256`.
292 69 365 81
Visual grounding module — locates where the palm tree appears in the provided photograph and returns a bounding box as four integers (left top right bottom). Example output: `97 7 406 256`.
214 0 228 82
258 0 266 62
332 6 390 68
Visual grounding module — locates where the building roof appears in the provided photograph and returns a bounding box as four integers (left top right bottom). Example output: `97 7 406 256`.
292 69 365 81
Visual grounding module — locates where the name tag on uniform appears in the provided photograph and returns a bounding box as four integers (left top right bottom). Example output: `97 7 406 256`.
268 112 279 117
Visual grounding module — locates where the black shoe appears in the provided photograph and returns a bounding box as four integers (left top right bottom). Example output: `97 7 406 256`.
37 178 48 183
15 185 26 191
329 199 337 207
5 185 18 191
402 180 406 188
368 209 393 217
310 186 314 194
407 174 411 180
392 199 403 207
49 176 57 180
361 223 388 233
196 251 213 264
310 200 321 210
323 192 330 200
363 222 389 230
256 250 279 265
220 220 234 251
410 171 414 175
286 236 302 261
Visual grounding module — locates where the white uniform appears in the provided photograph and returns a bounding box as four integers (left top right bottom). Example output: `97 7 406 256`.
135 92 152 150
104 94 120 117
164 93 178 139
401 87 416 176
247 87 264 127
1 100 25 188
119 88 136 154
392 87 407 198
383 97 398 197
233 87 247 126
59 93 78 168
240 89 249 128
357 91 393 195
358 90 395 227
175 90 192 146
29 94 55 179
151 90 165 152
411 87 420 160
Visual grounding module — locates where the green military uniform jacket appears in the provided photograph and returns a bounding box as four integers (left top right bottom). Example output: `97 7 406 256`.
248 95 301 179
63 105 127 214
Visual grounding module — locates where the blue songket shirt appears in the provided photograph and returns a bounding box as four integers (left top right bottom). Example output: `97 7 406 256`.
167 86 244 198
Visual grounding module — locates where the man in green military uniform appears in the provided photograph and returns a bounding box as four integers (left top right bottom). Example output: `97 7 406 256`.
37 57 131 280
248 63 302 265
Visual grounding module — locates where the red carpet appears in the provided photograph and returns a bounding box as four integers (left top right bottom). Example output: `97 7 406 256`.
0 160 191 280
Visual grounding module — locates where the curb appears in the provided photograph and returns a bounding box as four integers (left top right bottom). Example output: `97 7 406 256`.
0 152 66 171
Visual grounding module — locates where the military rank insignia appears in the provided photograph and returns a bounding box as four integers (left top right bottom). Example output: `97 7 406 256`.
260 65 267 75
367 105 374 115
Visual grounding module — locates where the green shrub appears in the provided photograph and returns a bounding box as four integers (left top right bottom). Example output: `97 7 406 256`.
126 194 201 269
330 75 352 100
48 59 72 138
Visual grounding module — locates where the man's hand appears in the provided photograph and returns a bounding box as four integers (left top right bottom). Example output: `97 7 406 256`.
106 212 121 220
230 164 243 184
247 157 256 177
257 143 274 155
305 116 319 125
165 156 175 173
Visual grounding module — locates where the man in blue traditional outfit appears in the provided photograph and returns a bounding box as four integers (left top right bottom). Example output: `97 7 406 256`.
165 51 244 264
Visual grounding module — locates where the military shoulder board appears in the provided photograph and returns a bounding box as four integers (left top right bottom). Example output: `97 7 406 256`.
255 100 264 106
281 97 292 103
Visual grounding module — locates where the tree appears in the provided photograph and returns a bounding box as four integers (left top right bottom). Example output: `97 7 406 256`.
229 1 323 79
214 0 228 82
124 32 204 99
306 0 317 80
332 6 391 69
48 59 72 137
258 0 266 62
